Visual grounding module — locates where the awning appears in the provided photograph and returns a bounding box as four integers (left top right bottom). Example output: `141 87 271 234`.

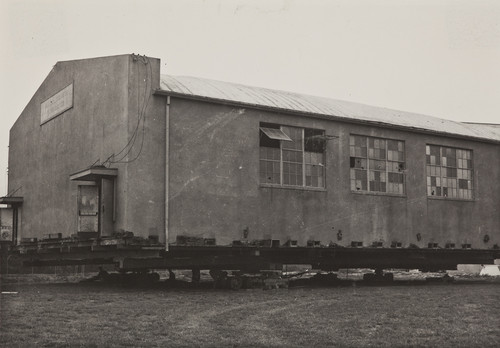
0 196 23 205
260 127 292 141
70 166 118 182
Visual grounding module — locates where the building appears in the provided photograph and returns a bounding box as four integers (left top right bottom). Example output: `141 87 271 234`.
1 54 499 268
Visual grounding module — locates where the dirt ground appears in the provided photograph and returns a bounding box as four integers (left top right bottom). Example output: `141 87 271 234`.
1 274 499 347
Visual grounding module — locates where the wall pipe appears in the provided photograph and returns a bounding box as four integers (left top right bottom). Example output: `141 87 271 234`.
165 96 170 251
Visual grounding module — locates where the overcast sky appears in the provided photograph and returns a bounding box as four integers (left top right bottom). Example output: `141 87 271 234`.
1 0 499 196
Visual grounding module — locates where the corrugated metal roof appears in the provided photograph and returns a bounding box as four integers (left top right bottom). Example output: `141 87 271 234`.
463 123 500 140
159 75 500 143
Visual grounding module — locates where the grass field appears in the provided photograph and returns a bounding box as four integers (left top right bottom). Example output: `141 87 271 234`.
1 276 499 347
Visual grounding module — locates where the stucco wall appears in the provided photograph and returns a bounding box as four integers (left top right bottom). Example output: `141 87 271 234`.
7 55 499 250
8 54 165 241
168 98 500 249
121 56 165 241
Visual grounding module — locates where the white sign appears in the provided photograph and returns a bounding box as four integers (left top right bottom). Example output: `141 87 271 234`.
41 83 73 124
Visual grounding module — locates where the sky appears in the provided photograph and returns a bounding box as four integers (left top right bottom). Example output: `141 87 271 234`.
1 0 499 196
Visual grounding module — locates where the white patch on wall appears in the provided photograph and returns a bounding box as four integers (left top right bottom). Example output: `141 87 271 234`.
41 83 73 124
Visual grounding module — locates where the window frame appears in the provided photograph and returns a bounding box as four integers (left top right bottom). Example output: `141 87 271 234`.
425 144 474 201
349 134 406 196
259 123 326 190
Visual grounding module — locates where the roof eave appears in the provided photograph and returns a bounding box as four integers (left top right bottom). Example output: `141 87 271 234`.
154 89 500 145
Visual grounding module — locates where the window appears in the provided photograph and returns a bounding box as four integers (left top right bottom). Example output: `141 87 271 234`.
350 135 405 195
426 145 473 200
259 123 326 188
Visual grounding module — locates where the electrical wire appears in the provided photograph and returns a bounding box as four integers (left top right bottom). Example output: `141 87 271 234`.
6 186 22 197
106 58 147 163
89 158 101 168
119 56 154 164
111 55 152 164
113 55 151 163
100 54 152 166
109 55 147 162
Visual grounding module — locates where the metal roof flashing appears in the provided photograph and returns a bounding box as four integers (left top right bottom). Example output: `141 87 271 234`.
157 75 500 144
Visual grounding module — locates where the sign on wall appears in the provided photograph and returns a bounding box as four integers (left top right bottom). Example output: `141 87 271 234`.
41 83 74 124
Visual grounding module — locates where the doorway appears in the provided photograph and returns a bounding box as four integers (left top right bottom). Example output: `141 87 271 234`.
77 185 99 237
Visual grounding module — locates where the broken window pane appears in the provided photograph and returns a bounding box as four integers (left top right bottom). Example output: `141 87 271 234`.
304 128 326 153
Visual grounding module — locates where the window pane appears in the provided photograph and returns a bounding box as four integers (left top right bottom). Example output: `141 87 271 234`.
282 126 302 150
305 151 325 188
259 159 280 184
260 127 292 141
260 124 326 188
426 145 473 200
351 135 405 195
259 124 282 148
304 128 325 153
